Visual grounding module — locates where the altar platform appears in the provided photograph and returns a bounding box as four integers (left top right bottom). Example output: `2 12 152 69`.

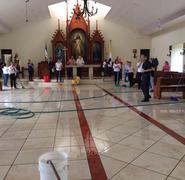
28 78 106 87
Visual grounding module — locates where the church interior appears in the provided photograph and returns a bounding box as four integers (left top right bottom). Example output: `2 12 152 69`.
0 0 185 179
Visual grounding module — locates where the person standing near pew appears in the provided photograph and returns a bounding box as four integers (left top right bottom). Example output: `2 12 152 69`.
9 62 18 89
127 61 135 87
162 61 170 72
141 55 153 102
136 57 144 89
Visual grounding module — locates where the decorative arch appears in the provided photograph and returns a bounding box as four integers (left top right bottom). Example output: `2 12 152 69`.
51 22 67 76
90 23 104 64
51 25 66 62
67 3 90 62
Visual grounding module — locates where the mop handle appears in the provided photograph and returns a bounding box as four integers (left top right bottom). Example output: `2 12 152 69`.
47 160 61 180
117 71 119 82
175 73 184 93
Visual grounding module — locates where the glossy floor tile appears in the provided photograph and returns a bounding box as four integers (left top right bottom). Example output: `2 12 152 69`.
0 84 184 179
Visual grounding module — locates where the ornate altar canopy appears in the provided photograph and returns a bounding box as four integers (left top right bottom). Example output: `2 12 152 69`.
39 1 104 78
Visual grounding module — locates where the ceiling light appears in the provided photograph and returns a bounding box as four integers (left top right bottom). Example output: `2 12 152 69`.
25 0 30 23
48 0 111 21
74 0 98 18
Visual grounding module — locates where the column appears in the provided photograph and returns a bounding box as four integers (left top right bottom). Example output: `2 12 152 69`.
89 66 93 79
73 66 77 78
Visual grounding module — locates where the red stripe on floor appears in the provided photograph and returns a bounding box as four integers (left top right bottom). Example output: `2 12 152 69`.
72 88 108 180
97 86 185 145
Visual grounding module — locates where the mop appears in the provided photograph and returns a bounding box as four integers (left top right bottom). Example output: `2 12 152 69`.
17 76 25 89
170 73 184 101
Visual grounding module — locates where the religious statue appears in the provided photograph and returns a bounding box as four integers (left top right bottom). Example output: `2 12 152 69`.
93 43 101 63
55 43 65 62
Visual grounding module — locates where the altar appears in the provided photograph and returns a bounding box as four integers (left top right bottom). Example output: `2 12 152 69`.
38 2 104 79
66 65 101 79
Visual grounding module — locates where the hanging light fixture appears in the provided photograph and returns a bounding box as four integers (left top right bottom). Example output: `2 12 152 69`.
25 0 30 23
74 0 98 18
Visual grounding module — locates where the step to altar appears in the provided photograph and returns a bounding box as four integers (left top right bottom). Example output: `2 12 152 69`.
28 78 107 87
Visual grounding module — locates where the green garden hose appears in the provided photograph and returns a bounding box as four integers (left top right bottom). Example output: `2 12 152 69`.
0 97 184 119
0 108 35 119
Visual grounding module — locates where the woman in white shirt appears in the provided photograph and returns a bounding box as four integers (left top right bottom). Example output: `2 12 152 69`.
55 60 63 82
2 63 9 87
113 59 121 86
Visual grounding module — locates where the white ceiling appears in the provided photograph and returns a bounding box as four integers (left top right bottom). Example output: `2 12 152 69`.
0 0 185 35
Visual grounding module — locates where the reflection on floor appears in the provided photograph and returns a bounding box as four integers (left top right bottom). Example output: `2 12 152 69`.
0 83 184 180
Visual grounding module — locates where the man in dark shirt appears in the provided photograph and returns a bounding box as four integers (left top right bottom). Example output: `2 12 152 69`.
141 55 153 102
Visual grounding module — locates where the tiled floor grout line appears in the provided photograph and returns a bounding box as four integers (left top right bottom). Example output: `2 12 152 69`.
96 85 185 179
1 85 184 179
52 88 63 150
3 90 54 180
93 123 151 154
109 134 167 179
72 86 108 180
165 154 185 180
0 157 89 166
91 111 150 137
96 132 185 161
72 85 166 179
82 85 181 179
0 89 45 139
97 85 185 145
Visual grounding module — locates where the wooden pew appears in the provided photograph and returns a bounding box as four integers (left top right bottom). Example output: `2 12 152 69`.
154 71 178 86
154 77 185 99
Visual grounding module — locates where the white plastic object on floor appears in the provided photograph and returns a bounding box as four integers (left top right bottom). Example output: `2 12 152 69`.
39 150 68 180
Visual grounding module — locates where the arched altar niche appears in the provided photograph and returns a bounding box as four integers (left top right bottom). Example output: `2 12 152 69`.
90 26 104 64
51 25 66 76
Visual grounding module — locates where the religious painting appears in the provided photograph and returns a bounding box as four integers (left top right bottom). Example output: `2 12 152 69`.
93 42 102 63
55 43 65 62
70 29 86 60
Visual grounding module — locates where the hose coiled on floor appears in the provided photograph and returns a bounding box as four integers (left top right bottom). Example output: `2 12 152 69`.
0 108 35 119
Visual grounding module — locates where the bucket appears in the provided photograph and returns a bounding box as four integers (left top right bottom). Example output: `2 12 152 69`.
43 75 50 82
38 151 68 180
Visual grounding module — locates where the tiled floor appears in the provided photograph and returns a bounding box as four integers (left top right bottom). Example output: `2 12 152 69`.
0 83 184 179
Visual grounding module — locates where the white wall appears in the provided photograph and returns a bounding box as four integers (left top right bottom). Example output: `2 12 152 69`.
0 18 57 68
0 17 151 74
151 24 185 70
